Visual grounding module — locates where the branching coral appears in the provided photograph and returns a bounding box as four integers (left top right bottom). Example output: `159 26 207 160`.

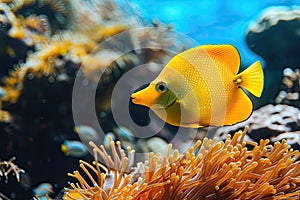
0 157 24 200
0 157 24 182
213 104 300 151
65 127 300 200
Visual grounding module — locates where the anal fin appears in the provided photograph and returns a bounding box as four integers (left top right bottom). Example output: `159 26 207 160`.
224 89 253 125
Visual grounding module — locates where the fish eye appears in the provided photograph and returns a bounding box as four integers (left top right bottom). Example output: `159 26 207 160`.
155 82 168 93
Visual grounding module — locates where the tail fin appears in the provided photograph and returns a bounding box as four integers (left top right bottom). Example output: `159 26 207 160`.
236 61 264 97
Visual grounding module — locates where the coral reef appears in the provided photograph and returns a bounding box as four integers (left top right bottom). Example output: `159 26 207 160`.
1 1 299 199
246 6 300 103
0 0 134 121
213 104 300 151
275 68 300 107
65 127 300 199
0 0 185 128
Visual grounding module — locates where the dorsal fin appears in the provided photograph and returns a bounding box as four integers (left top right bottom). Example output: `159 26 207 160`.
198 44 241 74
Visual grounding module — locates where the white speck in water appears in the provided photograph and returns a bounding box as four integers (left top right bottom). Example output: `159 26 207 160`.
48 76 55 83
82 79 89 86
27 73 34 80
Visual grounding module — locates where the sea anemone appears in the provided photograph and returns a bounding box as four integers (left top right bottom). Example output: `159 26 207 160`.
65 127 300 199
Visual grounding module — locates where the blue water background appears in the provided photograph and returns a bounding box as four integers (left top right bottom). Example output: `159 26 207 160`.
133 0 300 66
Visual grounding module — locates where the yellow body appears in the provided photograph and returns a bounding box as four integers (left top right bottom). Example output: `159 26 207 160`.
131 45 264 128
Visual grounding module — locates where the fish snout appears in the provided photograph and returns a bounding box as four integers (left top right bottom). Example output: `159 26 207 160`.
131 93 141 104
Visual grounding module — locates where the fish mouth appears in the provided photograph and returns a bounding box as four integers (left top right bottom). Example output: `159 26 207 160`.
131 93 140 104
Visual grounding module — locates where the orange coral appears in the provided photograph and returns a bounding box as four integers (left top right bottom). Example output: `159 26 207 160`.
65 127 300 199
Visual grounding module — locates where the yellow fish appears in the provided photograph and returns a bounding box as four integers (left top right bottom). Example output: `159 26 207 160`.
131 44 264 128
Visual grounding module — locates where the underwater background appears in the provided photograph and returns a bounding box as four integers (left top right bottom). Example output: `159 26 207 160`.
0 0 299 199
